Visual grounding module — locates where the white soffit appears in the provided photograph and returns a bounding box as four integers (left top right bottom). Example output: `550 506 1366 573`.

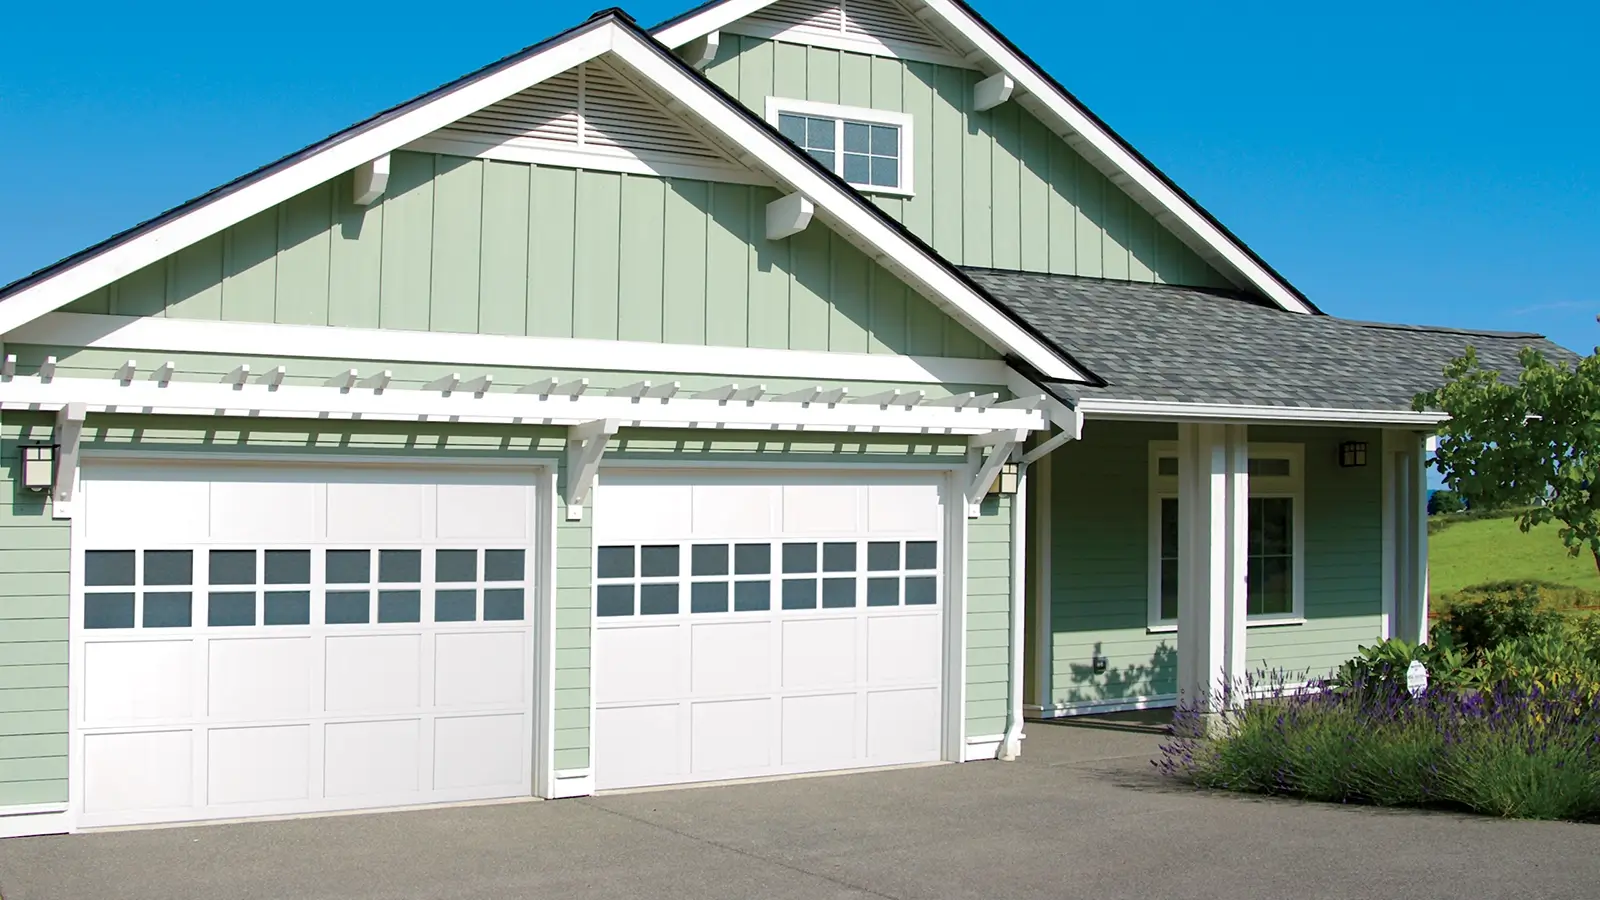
655 0 1317 315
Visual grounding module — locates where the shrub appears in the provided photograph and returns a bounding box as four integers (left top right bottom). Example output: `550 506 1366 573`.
1428 489 1466 516
1436 584 1565 654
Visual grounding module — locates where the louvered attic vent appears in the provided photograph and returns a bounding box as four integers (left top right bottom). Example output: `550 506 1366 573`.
730 0 965 64
414 60 746 176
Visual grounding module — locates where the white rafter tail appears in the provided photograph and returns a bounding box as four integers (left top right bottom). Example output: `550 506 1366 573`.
815 387 848 405
51 402 88 519
730 384 766 403
554 378 589 398
693 383 738 401
359 369 390 392
152 361 175 385
679 30 720 69
352 154 391 206
226 364 251 386
964 428 1027 518
565 418 622 521
463 374 493 396
765 192 815 241
427 372 460 394
995 394 1044 411
1 354 14 378
39 356 56 382
610 380 651 399
115 359 137 384
974 72 1017 111
852 389 902 406
519 377 558 396
968 392 1000 409
648 381 681 400
326 368 359 391
927 391 977 408
266 366 287 389
900 390 926 407
775 386 822 404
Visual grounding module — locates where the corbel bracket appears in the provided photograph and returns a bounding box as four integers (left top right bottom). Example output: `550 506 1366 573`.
52 402 87 520
964 428 1026 517
565 418 621 521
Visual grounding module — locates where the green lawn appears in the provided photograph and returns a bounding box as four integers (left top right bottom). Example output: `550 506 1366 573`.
1429 515 1600 599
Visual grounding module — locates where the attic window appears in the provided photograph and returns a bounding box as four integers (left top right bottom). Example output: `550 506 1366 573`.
767 99 913 196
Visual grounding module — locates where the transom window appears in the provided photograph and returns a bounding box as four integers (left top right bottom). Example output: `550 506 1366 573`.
767 98 913 194
1148 442 1305 626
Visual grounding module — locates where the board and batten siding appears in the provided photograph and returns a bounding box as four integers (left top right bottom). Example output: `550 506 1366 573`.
705 35 1230 287
66 153 995 361
1043 422 1385 711
0 412 71 808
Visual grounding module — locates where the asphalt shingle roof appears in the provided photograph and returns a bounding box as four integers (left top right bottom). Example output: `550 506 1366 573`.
964 268 1581 411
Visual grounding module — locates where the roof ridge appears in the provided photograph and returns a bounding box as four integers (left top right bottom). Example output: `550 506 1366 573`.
1339 319 1551 341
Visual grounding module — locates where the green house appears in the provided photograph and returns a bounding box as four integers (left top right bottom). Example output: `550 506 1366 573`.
0 0 1569 835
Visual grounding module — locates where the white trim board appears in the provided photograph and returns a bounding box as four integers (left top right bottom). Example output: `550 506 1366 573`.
655 0 1317 315
7 312 1015 387
0 15 1088 386
1078 398 1447 427
765 98 916 196
401 135 775 187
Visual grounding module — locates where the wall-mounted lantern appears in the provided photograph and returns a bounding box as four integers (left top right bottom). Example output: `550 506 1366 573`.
988 462 1020 495
1339 441 1369 468
21 444 58 492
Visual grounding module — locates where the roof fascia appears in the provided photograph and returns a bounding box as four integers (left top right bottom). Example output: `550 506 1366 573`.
1077 397 1446 428
652 0 1318 316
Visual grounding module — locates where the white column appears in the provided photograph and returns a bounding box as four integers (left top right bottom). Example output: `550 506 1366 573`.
1381 430 1430 645
1175 423 1249 717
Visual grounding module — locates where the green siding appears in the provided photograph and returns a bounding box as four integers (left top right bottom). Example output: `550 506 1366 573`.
705 35 1231 288
1043 422 1385 710
966 494 1012 738
69 154 994 360
0 413 71 807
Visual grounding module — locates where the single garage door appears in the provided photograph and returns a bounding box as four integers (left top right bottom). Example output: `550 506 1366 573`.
592 471 948 790
73 462 542 829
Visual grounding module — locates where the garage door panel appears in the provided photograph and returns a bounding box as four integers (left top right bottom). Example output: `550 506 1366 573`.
780 618 857 690
780 484 861 534
85 479 211 543
594 482 692 541
324 719 420 798
437 484 530 540
596 704 682 789
84 730 193 813
434 714 524 790
595 625 684 703
689 484 777 537
866 688 941 761
690 621 771 696
325 483 427 541
433 631 526 709
209 481 319 542
324 635 422 713
780 693 857 766
208 638 313 720
867 484 940 535
865 615 942 685
84 641 195 724
207 725 311 805
691 698 772 775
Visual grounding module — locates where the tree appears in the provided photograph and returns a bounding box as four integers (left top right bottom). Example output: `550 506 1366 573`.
1427 489 1466 516
1415 345 1600 572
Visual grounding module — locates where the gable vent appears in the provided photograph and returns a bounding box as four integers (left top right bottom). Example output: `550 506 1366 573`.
732 0 966 65
415 59 748 177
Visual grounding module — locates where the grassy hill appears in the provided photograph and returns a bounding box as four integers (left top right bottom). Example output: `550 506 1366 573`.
1430 514 1600 604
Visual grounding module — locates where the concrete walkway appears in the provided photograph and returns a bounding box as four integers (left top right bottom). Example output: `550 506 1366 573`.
2 717 1594 900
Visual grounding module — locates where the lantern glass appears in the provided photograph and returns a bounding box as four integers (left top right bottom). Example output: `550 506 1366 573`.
1339 441 1368 468
989 462 1020 495
21 444 56 491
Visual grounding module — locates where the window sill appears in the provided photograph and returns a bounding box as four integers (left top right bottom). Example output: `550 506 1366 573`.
1147 617 1306 634
852 183 915 198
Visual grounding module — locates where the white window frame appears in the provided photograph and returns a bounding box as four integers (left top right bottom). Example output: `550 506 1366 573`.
1147 441 1306 630
765 97 915 197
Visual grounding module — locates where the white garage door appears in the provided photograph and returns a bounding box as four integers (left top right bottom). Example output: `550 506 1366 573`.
72 463 541 828
592 472 948 790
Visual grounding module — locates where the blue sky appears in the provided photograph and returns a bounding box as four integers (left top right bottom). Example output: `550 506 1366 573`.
1 1 1595 353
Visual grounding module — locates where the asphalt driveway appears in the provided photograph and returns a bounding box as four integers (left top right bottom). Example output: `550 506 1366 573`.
2 716 1594 900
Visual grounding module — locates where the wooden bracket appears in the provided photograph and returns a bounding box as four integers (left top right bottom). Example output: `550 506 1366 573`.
565 418 621 521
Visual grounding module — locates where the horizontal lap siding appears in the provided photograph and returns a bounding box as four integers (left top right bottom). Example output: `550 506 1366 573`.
68 155 993 360
707 35 1229 287
966 495 1011 738
0 413 71 807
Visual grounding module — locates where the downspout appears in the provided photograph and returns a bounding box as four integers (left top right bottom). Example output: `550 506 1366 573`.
998 410 1082 761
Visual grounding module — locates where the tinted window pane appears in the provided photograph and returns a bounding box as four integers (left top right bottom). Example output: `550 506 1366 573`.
640 583 678 615
806 116 835 149
1157 456 1179 477
435 589 476 622
264 591 311 625
734 581 770 612
85 551 135 587
378 590 421 623
806 147 835 170
822 578 855 609
265 550 310 585
1256 497 1293 556
734 544 771 575
144 592 193 627
691 582 729 614
870 124 898 156
325 591 370 624
208 592 255 627
822 542 855 573
867 577 899 607
904 576 937 606
843 121 870 153
640 546 679 578
778 113 807 143
597 585 634 617
842 153 870 184
326 550 370 584
597 546 634 579
867 542 899 572
144 550 193 586
1248 457 1292 478
692 544 729 577
782 578 816 610
84 593 134 629
208 550 255 586
1161 498 1180 559
485 550 525 582
378 550 421 583
484 588 524 621
435 550 477 583
782 543 817 574
905 542 937 571
1160 560 1179 621
869 156 897 188
1253 556 1293 615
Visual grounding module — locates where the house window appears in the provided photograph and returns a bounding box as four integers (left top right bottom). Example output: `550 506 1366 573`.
766 99 913 195
1149 442 1304 627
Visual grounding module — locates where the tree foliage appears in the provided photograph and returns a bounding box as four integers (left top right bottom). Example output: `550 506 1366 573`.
1415 346 1600 572
1427 489 1466 515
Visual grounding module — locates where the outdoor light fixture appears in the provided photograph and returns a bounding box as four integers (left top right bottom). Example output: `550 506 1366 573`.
1339 441 1369 468
988 462 1020 495
20 444 58 492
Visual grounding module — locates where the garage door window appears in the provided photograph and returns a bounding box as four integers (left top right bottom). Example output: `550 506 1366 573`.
83 549 197 629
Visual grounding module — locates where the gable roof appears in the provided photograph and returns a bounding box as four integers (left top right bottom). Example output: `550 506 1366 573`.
0 9 1092 385
653 0 1321 315
967 268 1578 416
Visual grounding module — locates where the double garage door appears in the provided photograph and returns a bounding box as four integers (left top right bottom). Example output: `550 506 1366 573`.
70 463 950 827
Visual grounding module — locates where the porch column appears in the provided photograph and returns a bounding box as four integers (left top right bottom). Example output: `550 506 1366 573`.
1175 423 1249 717
1383 430 1430 644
